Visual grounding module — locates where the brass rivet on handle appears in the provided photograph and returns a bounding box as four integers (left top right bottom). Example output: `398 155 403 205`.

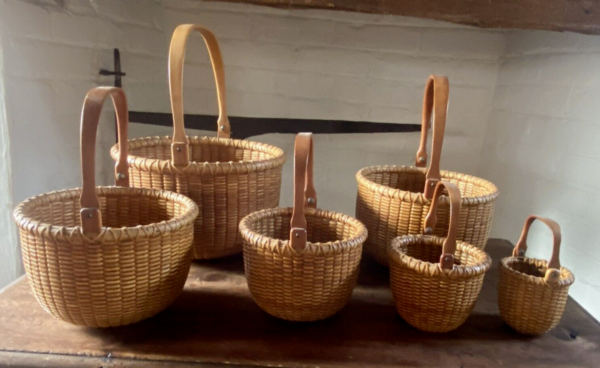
307 197 315 205
220 125 226 131
176 147 181 152
425 227 433 234
116 173 125 180
419 157 425 163
87 213 93 218
295 232 300 238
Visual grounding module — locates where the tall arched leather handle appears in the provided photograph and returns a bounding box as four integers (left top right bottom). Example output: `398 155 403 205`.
289 133 317 251
423 181 461 270
169 24 229 166
513 215 562 282
80 87 130 234
414 75 449 199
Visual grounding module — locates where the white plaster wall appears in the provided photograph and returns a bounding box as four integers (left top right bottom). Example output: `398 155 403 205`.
479 30 600 321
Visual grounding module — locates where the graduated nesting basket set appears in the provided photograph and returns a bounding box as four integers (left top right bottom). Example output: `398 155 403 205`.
13 24 574 335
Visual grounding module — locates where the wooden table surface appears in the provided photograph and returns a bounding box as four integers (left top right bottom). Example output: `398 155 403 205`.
0 239 598 368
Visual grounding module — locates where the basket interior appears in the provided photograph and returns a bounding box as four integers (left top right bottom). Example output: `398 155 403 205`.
22 189 189 229
506 259 546 278
129 138 278 164
397 237 481 267
363 169 490 197
246 210 361 244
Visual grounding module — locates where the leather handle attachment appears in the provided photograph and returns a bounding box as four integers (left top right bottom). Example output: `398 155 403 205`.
513 215 562 283
169 24 229 166
414 75 449 199
80 87 130 234
289 133 317 251
423 181 461 270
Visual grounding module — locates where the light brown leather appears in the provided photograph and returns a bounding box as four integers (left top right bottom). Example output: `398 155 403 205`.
414 75 449 199
80 87 130 234
289 133 317 251
169 24 229 166
513 215 562 272
424 181 461 270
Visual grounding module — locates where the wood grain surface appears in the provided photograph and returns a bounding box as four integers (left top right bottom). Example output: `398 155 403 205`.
205 0 600 35
0 239 598 367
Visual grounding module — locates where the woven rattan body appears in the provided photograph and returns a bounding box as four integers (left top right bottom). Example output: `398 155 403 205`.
388 235 491 333
240 207 367 321
357 166 498 266
498 257 574 335
14 186 198 327
112 136 285 259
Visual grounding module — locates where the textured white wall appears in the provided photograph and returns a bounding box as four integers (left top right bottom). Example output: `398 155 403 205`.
479 31 600 321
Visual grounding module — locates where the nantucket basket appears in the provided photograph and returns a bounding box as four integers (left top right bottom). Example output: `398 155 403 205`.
389 181 492 333
498 215 575 335
111 24 285 260
13 87 199 327
240 133 368 322
356 75 499 266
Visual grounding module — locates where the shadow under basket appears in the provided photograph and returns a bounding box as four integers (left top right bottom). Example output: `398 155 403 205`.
14 187 198 327
356 166 498 266
498 257 575 335
112 136 285 260
240 207 367 322
388 235 492 333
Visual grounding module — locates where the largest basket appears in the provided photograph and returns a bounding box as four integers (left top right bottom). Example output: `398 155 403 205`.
14 87 199 327
356 75 499 266
111 24 285 260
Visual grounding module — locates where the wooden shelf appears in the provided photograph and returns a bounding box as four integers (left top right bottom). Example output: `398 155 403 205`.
0 239 598 367
206 0 600 35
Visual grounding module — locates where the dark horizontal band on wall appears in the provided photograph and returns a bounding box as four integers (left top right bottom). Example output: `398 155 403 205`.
130 111 420 139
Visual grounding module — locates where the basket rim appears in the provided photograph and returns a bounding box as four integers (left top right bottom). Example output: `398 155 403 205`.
499 256 575 287
388 234 492 278
356 165 499 204
239 206 368 255
14 186 199 243
110 135 286 175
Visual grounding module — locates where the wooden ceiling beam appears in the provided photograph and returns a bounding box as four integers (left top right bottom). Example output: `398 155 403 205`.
206 0 600 35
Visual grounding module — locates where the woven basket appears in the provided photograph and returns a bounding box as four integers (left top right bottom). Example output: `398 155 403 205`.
389 181 492 333
240 133 367 321
356 75 499 266
498 215 575 335
14 87 199 327
111 24 285 260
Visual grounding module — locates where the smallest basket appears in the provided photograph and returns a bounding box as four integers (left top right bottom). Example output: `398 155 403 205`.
498 215 575 335
240 133 368 322
388 181 491 333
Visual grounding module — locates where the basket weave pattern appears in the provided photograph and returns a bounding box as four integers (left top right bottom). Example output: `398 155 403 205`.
113 136 285 259
241 207 367 321
14 186 198 327
357 166 498 265
389 235 491 333
498 257 574 335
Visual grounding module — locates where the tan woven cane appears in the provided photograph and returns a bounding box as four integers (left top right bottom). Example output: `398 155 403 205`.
356 75 498 266
498 215 575 335
389 181 492 333
240 133 368 321
13 87 199 327
110 24 285 260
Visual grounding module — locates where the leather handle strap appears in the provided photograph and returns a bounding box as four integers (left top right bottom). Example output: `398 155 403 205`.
424 181 461 270
80 87 130 234
414 75 449 199
169 24 229 166
289 133 317 251
513 215 562 275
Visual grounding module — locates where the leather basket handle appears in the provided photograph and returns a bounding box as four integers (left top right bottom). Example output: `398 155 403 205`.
513 215 562 283
423 181 461 270
80 87 130 234
169 24 229 166
289 133 317 251
414 75 449 199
